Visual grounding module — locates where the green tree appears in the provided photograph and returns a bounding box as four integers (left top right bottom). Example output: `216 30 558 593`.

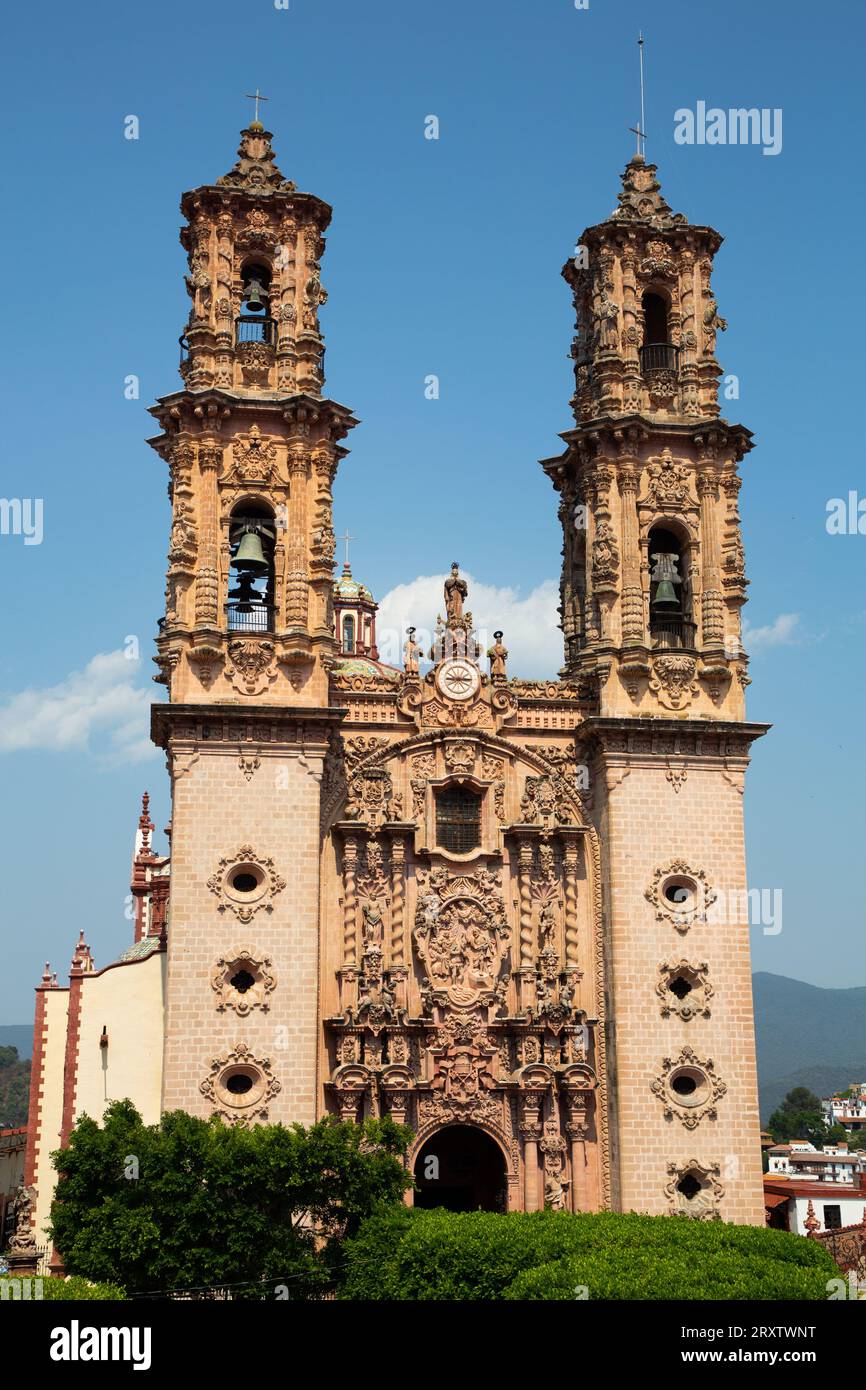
767 1087 828 1146
48 1100 411 1297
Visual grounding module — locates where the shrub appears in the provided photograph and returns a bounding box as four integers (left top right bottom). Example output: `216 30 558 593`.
0 1275 126 1300
340 1208 837 1301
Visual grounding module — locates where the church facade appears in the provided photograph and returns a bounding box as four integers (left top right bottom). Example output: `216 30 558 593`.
22 124 768 1256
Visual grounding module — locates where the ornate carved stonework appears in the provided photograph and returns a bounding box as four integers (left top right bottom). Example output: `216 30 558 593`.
211 947 277 1015
645 860 716 933
645 448 692 508
199 1043 281 1125
664 1158 725 1219
223 424 279 486
414 866 511 1009
650 654 699 711
226 640 278 696
656 959 713 1020
650 1046 726 1129
207 845 286 923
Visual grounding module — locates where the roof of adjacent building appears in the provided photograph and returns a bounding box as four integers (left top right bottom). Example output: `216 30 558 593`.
114 936 164 965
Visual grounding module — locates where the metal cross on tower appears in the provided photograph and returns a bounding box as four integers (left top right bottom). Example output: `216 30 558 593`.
628 33 647 157
245 89 269 124
339 529 356 567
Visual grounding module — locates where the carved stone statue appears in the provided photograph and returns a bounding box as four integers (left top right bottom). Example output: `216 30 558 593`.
403 626 420 675
362 901 384 946
444 563 468 622
8 1183 37 1253
487 630 508 682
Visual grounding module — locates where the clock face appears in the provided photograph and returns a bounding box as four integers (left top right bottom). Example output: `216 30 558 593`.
436 658 481 702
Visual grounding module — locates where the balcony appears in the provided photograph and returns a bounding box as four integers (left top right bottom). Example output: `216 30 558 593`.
650 617 697 651
225 601 275 635
640 342 680 375
235 315 276 347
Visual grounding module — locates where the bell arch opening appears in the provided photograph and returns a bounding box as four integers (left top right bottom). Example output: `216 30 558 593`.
227 501 276 633
413 1124 507 1212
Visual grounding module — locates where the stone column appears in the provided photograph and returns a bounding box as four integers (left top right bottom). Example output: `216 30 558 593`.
520 1097 543 1212
517 838 536 1011
285 440 310 631
698 471 724 646
195 441 222 628
618 461 643 643
563 839 581 969
564 1092 589 1212
389 834 409 1009
339 834 359 1013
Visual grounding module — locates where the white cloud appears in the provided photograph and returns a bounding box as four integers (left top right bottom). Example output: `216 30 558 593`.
742 613 801 650
376 573 562 678
0 650 158 765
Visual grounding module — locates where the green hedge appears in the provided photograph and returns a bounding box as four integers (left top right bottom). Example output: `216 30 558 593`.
339 1208 837 1301
0 1275 126 1300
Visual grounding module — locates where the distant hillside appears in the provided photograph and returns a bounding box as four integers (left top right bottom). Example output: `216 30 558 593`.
753 973 866 1122
0 1026 32 1061
0 1046 30 1129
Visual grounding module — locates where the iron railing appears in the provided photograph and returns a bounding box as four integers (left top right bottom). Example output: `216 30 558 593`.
651 616 697 650
235 315 276 346
640 342 680 375
225 602 275 634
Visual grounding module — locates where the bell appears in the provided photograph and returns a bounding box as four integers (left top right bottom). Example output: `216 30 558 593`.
232 529 268 574
229 573 262 612
650 552 682 608
243 276 267 313
653 577 680 607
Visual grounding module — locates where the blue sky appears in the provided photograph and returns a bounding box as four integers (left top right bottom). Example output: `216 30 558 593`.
0 0 863 1018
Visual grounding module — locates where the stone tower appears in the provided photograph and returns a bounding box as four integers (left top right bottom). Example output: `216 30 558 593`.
543 154 767 1221
149 123 355 1124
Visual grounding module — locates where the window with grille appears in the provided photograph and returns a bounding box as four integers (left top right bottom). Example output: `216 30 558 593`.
436 786 481 854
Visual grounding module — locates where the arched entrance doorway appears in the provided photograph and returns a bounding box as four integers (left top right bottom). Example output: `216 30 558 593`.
413 1125 507 1212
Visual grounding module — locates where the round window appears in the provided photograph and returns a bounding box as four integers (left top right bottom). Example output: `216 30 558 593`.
224 863 267 905
668 1066 708 1107
217 1065 265 1109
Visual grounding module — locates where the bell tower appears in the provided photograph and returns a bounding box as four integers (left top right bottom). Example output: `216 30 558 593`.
547 154 750 717
149 122 355 1124
544 155 768 1223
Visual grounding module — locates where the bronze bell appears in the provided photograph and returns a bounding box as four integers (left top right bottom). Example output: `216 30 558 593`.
650 552 681 608
232 529 268 574
243 276 268 313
